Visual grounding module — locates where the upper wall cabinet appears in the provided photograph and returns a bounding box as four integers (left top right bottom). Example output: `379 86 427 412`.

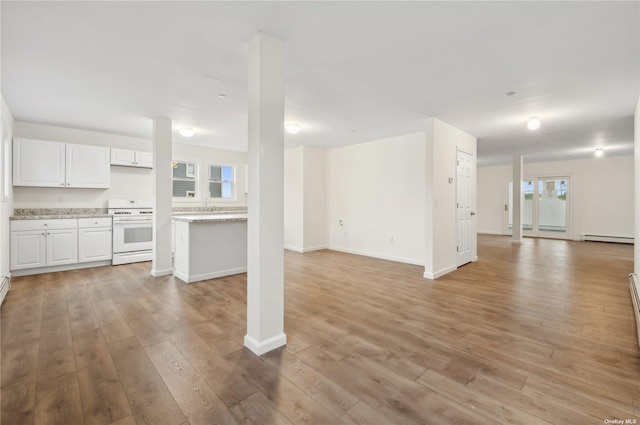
111 148 153 169
13 138 110 188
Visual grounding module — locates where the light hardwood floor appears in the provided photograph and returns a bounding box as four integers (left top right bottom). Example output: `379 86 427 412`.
1 234 639 425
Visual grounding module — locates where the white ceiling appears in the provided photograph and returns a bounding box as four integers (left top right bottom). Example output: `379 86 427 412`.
2 1 638 166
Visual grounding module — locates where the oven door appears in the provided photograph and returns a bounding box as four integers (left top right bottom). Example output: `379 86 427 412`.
113 219 153 253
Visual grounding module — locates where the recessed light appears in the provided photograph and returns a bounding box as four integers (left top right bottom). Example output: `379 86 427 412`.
285 123 301 134
527 118 541 130
179 128 195 137
218 94 227 99
506 91 516 96
595 148 604 157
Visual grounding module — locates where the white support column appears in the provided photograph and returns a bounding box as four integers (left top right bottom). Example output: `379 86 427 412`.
151 117 173 277
244 32 286 355
634 96 640 273
512 155 523 244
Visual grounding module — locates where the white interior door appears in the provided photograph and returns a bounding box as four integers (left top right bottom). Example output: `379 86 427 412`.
456 150 473 267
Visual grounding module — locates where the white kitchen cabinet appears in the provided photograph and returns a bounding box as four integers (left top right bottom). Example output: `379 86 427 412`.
13 138 66 187
10 219 79 270
78 218 112 263
65 144 110 188
111 148 153 169
13 138 110 188
10 230 46 270
46 229 78 266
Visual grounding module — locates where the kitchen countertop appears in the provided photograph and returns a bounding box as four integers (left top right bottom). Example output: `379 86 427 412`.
11 207 249 220
173 213 248 223
11 208 112 220
11 213 112 220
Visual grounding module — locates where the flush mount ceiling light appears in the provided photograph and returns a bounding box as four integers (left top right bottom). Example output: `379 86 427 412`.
285 123 301 134
218 94 227 99
506 91 516 96
179 128 195 137
595 148 604 157
527 118 541 130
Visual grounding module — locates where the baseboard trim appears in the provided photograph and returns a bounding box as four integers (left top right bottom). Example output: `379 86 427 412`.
423 265 457 280
174 267 247 284
11 260 112 277
150 268 174 277
478 231 504 235
302 245 328 252
285 245 328 253
328 246 424 266
244 333 287 356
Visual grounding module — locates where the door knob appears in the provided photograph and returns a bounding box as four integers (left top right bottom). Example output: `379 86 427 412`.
470 211 476 216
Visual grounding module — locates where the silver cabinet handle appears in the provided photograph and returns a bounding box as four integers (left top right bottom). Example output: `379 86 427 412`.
60 183 64 186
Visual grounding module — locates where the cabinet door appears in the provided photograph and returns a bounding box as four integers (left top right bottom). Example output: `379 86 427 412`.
78 227 112 263
46 229 78 266
13 138 65 187
11 231 46 270
65 144 110 188
135 151 153 168
111 148 136 166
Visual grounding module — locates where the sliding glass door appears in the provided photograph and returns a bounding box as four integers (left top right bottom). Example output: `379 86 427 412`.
506 176 570 239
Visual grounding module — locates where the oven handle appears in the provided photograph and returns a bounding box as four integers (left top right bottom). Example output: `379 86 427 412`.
113 219 153 226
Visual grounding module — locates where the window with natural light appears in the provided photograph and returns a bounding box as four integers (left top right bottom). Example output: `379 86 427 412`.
209 164 234 199
172 160 198 198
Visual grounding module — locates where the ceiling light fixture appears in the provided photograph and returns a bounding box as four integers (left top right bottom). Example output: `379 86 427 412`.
218 94 227 99
506 91 516 96
179 128 195 137
285 123 301 134
595 148 604 157
527 118 541 130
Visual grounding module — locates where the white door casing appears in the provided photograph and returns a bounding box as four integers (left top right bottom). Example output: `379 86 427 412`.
456 150 473 267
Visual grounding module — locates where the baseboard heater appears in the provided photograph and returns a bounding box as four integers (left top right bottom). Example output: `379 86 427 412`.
629 274 640 348
582 235 634 244
0 275 10 306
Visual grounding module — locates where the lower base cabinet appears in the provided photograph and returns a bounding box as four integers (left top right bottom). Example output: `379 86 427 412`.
79 227 112 262
45 229 78 266
11 217 112 272
10 230 46 270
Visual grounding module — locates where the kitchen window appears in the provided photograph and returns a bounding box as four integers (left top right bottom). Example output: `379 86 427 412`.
172 160 198 198
208 164 235 199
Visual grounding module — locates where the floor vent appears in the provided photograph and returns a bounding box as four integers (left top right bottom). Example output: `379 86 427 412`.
630 274 640 349
582 235 634 244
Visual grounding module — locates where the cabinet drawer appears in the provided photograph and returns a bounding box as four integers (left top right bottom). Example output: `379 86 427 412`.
78 217 112 228
11 218 78 232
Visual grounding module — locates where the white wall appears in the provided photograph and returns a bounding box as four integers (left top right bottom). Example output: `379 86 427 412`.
284 147 303 250
302 146 326 251
327 132 426 265
12 122 247 208
478 155 634 239
424 118 477 278
283 146 326 252
1 96 15 285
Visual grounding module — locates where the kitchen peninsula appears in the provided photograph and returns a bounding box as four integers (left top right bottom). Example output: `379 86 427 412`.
173 213 248 283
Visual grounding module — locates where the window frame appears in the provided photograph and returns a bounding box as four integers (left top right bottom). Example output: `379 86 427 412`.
172 159 200 201
207 163 236 202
